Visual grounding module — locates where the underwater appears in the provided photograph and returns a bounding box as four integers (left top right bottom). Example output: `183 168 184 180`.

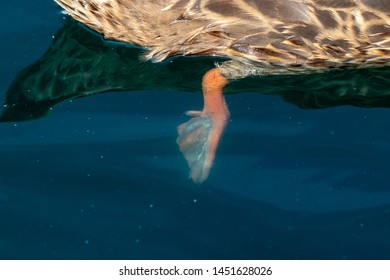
0 0 390 259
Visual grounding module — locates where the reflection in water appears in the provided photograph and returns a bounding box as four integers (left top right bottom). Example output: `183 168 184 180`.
2 18 390 184
2 18 390 122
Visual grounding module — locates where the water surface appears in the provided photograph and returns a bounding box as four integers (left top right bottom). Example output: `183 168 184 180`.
0 0 389 259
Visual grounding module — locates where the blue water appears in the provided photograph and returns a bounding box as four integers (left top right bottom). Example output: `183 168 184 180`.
0 1 389 259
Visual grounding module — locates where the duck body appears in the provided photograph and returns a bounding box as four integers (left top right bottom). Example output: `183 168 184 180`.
55 0 390 75
54 0 390 183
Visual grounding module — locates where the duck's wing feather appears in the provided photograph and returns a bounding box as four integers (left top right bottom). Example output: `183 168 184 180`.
54 0 390 66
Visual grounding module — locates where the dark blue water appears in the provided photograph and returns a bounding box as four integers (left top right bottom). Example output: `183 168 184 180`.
1 1 389 259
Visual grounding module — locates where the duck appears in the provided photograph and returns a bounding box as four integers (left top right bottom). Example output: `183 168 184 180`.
53 0 390 183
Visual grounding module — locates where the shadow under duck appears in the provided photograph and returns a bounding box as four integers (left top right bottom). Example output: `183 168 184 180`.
53 0 390 183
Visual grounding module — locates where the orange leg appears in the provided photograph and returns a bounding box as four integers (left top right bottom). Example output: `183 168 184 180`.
177 68 230 183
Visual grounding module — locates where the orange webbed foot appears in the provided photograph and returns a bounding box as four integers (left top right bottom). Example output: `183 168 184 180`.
177 68 230 183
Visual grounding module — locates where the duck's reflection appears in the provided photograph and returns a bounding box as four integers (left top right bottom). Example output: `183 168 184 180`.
2 18 390 122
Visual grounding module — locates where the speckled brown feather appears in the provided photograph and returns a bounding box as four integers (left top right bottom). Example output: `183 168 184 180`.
54 0 390 77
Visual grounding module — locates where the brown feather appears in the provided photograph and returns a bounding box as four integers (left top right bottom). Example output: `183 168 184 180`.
54 0 390 78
